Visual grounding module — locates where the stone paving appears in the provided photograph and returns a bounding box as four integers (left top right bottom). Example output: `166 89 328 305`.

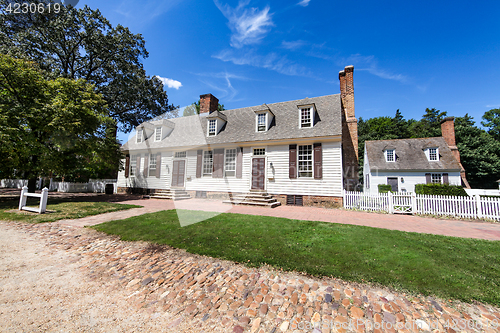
3 219 500 333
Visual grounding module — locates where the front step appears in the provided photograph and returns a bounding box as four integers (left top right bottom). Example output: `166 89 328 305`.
223 192 281 208
150 189 191 201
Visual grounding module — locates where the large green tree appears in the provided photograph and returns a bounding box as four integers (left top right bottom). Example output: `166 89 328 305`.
482 108 500 141
0 54 120 191
0 0 176 134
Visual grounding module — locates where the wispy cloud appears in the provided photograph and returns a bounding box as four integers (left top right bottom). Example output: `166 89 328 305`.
486 104 500 108
344 54 409 84
281 40 307 50
115 0 181 19
155 76 183 90
214 49 310 77
195 71 244 102
214 0 274 48
297 0 311 7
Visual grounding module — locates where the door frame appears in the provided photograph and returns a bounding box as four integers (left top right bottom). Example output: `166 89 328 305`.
251 156 266 191
171 158 187 189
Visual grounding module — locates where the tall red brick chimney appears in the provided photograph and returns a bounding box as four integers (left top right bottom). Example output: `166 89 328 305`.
340 65 359 190
199 94 219 114
440 117 470 188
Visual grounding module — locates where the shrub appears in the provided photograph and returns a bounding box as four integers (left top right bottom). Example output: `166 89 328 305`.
378 184 392 193
415 183 468 196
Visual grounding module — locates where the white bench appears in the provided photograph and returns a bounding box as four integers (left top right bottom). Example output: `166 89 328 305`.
19 186 48 214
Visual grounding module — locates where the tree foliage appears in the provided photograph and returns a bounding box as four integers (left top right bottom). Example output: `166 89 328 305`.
0 0 176 133
0 54 120 185
482 108 500 141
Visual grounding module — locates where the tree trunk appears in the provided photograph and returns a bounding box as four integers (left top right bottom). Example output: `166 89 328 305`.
27 178 37 193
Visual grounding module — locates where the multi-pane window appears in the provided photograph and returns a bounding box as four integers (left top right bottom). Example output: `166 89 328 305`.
253 148 265 156
203 151 213 175
386 149 395 162
155 127 162 141
431 173 442 184
136 129 143 143
429 148 438 161
149 154 157 175
225 148 236 177
208 119 216 136
300 108 312 128
174 151 186 158
257 113 266 132
298 145 313 177
130 155 137 176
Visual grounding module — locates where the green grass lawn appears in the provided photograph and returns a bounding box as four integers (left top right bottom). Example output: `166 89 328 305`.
92 209 500 306
0 197 141 223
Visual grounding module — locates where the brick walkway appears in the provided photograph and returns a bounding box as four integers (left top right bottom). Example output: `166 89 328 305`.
3 221 500 333
58 198 500 241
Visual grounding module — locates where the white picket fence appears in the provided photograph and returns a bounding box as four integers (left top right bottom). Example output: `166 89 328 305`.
48 179 117 193
344 190 500 221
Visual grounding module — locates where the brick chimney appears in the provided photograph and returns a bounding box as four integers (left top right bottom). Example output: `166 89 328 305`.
200 94 219 114
440 117 470 188
340 66 359 190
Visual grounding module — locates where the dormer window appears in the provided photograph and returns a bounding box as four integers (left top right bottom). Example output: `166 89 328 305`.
257 113 266 132
208 119 216 136
428 148 438 161
136 129 143 143
155 126 162 141
385 149 395 162
300 107 312 128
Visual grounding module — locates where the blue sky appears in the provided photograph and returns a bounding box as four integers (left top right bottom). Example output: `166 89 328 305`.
80 0 500 144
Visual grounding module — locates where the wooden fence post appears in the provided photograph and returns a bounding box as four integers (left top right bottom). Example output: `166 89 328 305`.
411 192 417 214
475 194 482 219
40 187 48 213
388 192 394 214
18 186 28 210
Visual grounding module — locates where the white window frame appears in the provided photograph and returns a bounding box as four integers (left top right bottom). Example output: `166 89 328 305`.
208 119 217 136
256 113 267 132
299 107 313 128
385 149 395 162
224 148 237 177
203 150 213 176
431 173 442 184
428 148 439 161
252 147 266 156
130 154 137 177
298 144 313 178
174 151 186 158
149 154 157 175
136 129 143 143
155 127 162 142
365 174 370 189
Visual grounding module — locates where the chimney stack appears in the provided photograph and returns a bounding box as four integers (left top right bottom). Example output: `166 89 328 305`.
339 65 358 190
440 117 470 188
200 94 219 114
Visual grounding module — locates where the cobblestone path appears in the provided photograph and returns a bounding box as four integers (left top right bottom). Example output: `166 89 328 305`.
1 221 500 332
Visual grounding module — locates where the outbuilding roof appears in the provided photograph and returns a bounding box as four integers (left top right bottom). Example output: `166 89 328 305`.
365 137 461 172
122 94 341 151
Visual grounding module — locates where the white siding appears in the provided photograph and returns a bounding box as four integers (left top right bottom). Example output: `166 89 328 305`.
118 141 343 197
367 170 462 194
266 142 343 197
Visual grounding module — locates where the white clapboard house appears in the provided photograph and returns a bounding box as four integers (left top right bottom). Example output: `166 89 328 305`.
363 117 470 194
117 66 359 207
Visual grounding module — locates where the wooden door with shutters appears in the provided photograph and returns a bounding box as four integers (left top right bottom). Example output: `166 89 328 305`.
171 160 185 187
251 158 265 190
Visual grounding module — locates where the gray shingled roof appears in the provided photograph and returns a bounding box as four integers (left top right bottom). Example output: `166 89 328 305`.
122 94 341 151
365 137 461 171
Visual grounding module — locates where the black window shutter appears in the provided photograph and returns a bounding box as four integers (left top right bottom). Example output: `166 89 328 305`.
425 173 431 184
314 143 322 179
443 173 449 184
289 144 297 179
236 147 243 178
125 155 130 178
196 150 202 178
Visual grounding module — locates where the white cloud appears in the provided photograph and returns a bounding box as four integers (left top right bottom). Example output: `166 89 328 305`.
114 0 182 23
486 104 500 108
213 49 310 77
344 54 409 84
214 0 274 48
297 0 311 7
155 76 183 90
281 40 307 50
